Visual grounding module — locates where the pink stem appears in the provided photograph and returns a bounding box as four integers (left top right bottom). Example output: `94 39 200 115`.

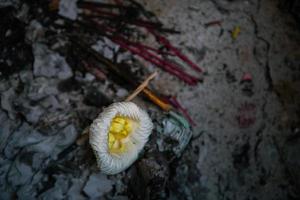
168 96 196 126
89 20 199 85
133 42 175 56
149 29 203 73
113 38 198 85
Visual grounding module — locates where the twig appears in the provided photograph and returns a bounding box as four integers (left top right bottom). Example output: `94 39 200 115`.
76 127 90 146
149 29 203 73
125 71 157 101
142 88 171 111
204 20 223 28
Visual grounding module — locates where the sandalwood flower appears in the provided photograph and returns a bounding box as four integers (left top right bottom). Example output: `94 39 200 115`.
89 102 153 174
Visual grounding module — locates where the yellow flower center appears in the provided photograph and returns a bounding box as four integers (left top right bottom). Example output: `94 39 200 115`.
108 116 133 153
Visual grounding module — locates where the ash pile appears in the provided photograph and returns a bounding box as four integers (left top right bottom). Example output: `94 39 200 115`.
0 0 201 199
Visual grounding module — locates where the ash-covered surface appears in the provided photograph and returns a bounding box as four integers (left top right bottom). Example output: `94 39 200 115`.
1 0 300 200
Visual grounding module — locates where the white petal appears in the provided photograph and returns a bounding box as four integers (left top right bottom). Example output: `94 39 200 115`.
89 102 153 174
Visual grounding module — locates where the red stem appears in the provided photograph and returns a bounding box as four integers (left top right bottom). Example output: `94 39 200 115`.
149 29 203 73
113 38 198 85
168 96 196 126
204 20 223 27
85 19 199 85
133 42 175 56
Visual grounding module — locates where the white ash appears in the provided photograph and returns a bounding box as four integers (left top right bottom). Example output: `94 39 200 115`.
26 20 44 43
7 156 33 187
92 40 114 60
83 173 113 199
27 124 78 160
117 51 133 63
14 3 29 22
66 178 87 200
0 0 19 8
39 95 62 111
51 39 68 50
23 105 45 124
0 110 20 151
104 37 120 52
33 43 73 80
92 38 120 60
0 158 13 199
1 88 17 119
116 88 129 98
58 0 78 20
5 29 12 37
16 174 42 200
39 175 70 200
83 73 96 82
91 40 106 52
27 78 59 101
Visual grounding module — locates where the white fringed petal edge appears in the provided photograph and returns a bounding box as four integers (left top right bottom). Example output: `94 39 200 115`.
89 102 153 175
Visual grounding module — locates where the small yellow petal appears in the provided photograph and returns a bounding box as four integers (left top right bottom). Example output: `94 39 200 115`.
107 116 135 153
232 26 241 40
119 143 125 152
110 122 124 133
120 130 128 136
112 140 120 149
113 117 126 125
109 133 115 142
125 123 132 133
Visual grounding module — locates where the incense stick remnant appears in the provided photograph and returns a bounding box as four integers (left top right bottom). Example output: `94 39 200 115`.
125 71 157 102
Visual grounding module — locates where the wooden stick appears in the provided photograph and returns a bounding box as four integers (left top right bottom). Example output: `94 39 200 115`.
142 88 171 111
76 127 90 146
125 71 157 101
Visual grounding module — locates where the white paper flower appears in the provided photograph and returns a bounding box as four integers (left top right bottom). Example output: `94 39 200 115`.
89 102 153 174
